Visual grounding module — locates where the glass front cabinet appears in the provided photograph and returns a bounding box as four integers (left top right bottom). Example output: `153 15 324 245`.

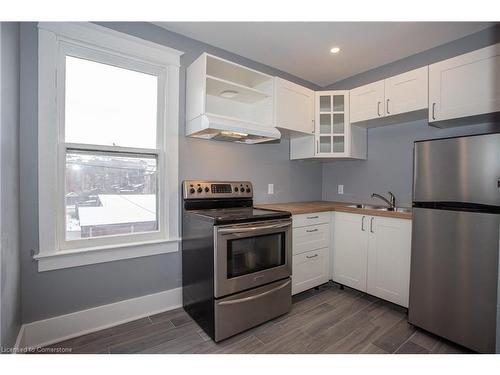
317 91 349 156
290 90 367 160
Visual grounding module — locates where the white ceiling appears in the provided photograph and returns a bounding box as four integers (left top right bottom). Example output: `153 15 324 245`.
155 22 494 87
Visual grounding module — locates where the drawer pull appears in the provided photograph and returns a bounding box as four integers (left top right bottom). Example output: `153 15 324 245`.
306 254 319 259
306 229 318 233
306 216 319 219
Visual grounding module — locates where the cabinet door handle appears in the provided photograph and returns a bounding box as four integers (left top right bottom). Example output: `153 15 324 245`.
370 217 374 233
306 229 318 233
306 254 318 259
386 98 390 114
361 216 366 231
307 215 319 219
316 139 319 153
377 101 382 117
432 102 436 120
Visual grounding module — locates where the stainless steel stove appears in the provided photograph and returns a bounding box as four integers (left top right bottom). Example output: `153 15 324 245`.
181 180 292 342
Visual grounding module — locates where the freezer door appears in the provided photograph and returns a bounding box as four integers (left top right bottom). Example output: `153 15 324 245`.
413 133 500 206
409 207 500 353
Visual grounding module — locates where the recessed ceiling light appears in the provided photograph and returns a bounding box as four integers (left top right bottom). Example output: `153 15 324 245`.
220 90 239 98
330 47 341 54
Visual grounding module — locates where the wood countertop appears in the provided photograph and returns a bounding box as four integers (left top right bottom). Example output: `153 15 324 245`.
254 201 412 220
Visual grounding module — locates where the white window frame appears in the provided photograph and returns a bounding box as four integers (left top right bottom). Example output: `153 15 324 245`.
35 22 183 272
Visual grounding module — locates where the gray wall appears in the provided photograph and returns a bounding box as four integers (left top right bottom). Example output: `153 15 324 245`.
19 22 323 323
1 22 21 348
322 25 500 207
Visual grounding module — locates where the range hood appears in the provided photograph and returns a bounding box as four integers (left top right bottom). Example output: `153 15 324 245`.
186 113 281 144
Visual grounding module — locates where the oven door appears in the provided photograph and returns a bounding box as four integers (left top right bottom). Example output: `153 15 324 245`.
214 219 292 298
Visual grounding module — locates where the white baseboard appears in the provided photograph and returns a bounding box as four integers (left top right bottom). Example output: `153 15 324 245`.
16 287 182 350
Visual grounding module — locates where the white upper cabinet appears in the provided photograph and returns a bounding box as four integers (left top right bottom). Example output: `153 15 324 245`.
385 66 428 116
429 42 500 125
316 90 351 157
350 67 429 127
290 90 367 160
186 53 280 143
274 77 314 135
350 80 385 123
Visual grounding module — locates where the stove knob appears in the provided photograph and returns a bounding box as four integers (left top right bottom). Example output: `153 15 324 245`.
234 187 239 192
189 188 195 194
246 188 251 193
204 187 209 193
197 187 203 193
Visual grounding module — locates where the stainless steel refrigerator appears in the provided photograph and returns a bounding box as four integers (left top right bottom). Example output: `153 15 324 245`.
409 133 500 353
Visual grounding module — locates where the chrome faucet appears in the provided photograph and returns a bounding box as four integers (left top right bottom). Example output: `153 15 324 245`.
371 191 396 210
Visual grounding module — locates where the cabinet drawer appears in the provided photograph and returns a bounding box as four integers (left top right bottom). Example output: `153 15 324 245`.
292 223 330 255
293 212 330 228
292 248 329 295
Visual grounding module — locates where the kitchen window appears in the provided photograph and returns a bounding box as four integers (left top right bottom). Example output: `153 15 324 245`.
36 23 183 271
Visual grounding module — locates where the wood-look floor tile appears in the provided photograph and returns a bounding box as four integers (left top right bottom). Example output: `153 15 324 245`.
395 341 429 354
372 319 416 353
139 330 206 354
48 317 152 350
252 328 316 354
218 335 265 354
72 320 176 354
254 302 334 344
360 343 389 354
431 340 471 354
308 301 390 353
149 308 190 325
408 330 440 352
323 321 385 354
109 323 201 354
40 284 472 355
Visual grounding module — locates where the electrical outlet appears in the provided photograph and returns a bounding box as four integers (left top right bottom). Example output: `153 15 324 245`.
338 184 344 195
268 184 274 195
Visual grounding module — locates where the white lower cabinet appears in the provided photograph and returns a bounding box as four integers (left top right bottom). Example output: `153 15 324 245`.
332 212 412 307
291 212 330 295
331 212 368 292
366 216 412 307
292 248 329 295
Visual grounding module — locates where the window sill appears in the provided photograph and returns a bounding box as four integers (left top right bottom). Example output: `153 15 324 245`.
33 238 181 272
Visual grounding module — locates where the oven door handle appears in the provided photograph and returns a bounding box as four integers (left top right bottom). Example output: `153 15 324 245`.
217 279 291 306
218 221 291 235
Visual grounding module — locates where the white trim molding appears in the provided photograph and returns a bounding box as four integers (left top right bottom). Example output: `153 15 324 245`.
38 22 183 66
36 22 183 271
34 238 181 272
16 287 182 350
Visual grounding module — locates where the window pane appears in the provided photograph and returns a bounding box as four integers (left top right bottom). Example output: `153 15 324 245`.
65 56 158 149
65 151 157 240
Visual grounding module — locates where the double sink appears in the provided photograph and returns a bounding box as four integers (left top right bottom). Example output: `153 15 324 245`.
346 204 412 213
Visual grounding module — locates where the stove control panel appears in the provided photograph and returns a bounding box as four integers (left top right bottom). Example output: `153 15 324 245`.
183 180 253 199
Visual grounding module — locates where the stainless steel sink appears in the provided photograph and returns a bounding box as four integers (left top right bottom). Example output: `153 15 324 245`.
346 204 385 210
346 204 411 213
